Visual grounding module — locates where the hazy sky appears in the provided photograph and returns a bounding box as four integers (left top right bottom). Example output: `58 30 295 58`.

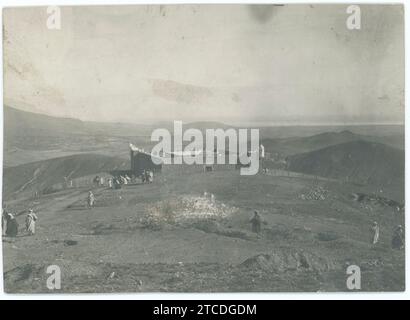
3 4 404 124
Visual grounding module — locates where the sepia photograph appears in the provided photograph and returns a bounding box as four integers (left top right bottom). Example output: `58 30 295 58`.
1 4 405 293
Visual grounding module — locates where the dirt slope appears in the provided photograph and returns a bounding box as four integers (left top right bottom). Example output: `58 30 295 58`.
3 154 128 199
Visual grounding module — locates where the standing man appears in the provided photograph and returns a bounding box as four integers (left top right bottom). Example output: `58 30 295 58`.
5 212 18 237
392 225 404 250
250 211 262 234
26 209 38 236
87 191 95 209
371 221 380 245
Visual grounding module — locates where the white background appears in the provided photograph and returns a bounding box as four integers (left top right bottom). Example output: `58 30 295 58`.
0 0 408 300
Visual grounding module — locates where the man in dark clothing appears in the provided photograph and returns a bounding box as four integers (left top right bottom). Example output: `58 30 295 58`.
250 211 262 234
392 225 404 250
5 212 19 237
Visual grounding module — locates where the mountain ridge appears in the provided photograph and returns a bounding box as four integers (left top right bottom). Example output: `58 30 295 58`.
287 140 404 187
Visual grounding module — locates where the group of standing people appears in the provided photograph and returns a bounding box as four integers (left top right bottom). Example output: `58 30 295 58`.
107 174 150 189
93 175 105 187
141 170 154 184
93 172 154 191
2 207 38 237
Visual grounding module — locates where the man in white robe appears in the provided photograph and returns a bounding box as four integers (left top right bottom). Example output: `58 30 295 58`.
87 191 95 209
371 221 380 245
26 209 38 235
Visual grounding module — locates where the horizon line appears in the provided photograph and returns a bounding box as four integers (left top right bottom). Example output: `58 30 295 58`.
4 105 404 127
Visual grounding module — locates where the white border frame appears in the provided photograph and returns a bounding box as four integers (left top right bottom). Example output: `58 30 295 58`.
0 0 407 300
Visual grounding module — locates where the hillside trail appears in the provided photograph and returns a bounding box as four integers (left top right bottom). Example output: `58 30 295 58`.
13 188 92 223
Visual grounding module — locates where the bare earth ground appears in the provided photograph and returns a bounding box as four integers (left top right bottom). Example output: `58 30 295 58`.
2 165 405 293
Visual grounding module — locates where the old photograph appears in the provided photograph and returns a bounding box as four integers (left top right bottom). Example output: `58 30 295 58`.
1 4 405 293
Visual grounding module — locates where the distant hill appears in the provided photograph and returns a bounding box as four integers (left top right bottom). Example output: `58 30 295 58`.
4 105 157 138
4 105 86 137
3 154 128 199
4 106 233 138
288 140 404 186
261 130 403 156
257 124 404 140
261 130 358 156
4 105 404 143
